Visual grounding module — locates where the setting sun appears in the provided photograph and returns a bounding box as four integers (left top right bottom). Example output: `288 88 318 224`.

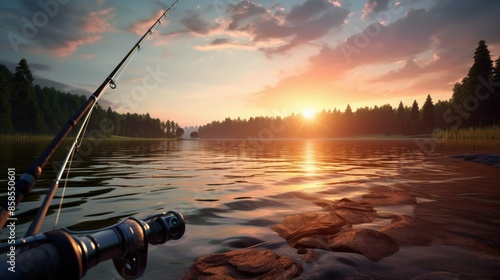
302 108 316 119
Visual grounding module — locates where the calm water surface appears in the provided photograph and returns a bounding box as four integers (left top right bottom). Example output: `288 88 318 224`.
1 139 499 279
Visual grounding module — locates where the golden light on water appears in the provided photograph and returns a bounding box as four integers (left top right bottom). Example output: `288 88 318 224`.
303 140 317 175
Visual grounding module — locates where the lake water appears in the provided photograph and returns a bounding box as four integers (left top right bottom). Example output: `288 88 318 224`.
1 138 499 279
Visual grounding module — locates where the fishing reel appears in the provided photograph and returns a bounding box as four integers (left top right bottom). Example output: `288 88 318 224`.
0 211 185 280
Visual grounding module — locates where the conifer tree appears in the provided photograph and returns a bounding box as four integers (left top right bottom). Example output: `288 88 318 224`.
345 104 353 115
452 40 494 126
410 100 419 120
0 72 14 133
11 58 47 133
421 94 435 132
492 57 500 124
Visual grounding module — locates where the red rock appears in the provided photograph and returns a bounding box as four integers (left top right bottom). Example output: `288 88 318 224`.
271 212 399 262
180 249 303 280
361 186 417 206
314 198 378 224
328 228 399 262
300 249 321 263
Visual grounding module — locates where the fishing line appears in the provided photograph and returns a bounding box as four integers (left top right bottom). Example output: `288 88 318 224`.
53 105 96 229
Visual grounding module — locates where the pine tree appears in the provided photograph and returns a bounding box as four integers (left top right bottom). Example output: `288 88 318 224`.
492 57 500 82
396 101 405 120
492 57 500 124
454 40 494 126
468 40 493 81
0 72 14 133
345 104 353 115
410 100 419 120
395 101 406 134
421 94 435 132
11 59 47 133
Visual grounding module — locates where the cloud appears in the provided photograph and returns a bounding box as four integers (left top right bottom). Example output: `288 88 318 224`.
83 7 114 34
6 1 116 57
128 10 167 36
251 0 500 109
361 0 390 20
180 11 220 36
194 38 254 51
370 57 423 82
177 0 349 56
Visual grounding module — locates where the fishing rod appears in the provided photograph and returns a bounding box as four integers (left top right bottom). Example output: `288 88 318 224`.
0 0 180 230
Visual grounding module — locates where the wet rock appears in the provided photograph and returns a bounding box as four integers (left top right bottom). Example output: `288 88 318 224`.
328 228 399 262
361 186 417 206
270 212 349 247
180 248 303 280
301 249 321 263
271 212 399 262
313 198 378 224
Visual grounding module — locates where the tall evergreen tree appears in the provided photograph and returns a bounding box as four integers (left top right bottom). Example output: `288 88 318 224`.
395 101 406 134
410 100 419 120
492 57 500 124
453 40 494 126
396 101 405 120
0 72 14 133
421 94 435 132
345 104 353 115
11 58 47 133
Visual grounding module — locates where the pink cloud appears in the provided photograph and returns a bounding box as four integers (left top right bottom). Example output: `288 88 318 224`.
49 7 115 57
53 35 102 58
129 10 167 36
83 7 115 34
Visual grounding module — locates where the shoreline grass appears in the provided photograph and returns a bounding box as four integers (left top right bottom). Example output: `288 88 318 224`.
435 125 500 149
0 133 54 141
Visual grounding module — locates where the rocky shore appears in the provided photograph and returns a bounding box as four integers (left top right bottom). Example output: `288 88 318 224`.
181 155 500 279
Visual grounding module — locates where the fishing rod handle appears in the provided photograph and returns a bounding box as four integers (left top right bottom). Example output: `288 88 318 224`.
0 211 185 280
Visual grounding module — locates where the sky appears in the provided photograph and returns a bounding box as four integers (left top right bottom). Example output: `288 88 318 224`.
1 0 499 127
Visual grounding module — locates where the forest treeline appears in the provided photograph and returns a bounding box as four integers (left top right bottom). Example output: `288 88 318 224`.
199 40 500 139
0 59 181 138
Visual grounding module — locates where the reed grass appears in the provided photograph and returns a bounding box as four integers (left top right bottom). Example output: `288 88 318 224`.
435 125 500 149
0 133 54 141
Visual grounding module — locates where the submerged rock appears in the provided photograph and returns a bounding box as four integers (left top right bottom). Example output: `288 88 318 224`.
271 212 349 247
313 198 378 224
271 212 399 262
181 248 303 280
300 249 321 263
331 228 399 262
361 186 417 206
